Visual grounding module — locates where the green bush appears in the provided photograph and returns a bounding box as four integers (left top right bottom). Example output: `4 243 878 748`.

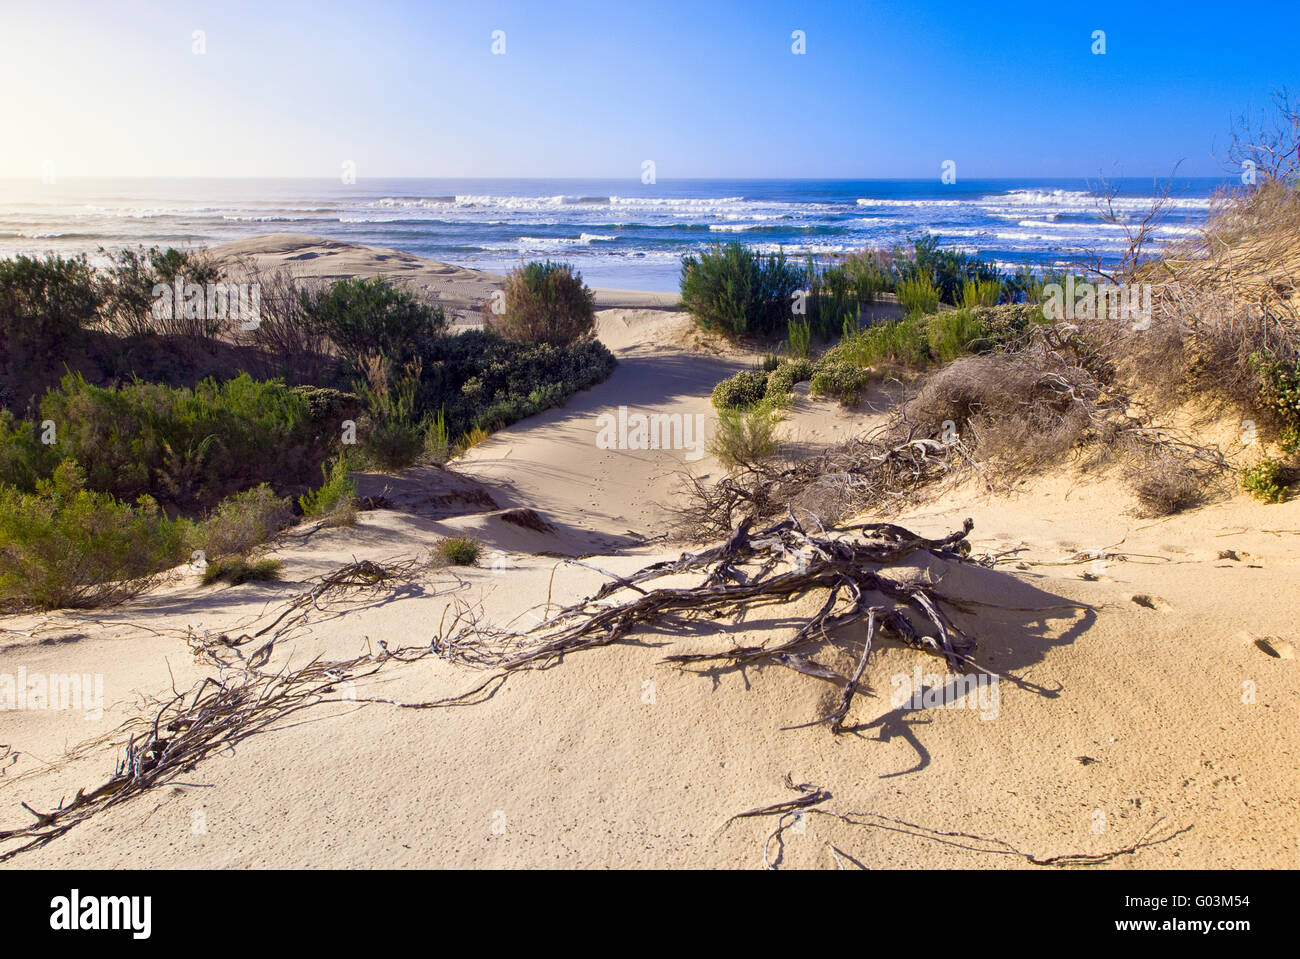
710 407 781 470
0 460 190 610
1241 457 1290 502
829 316 930 370
97 245 224 337
766 358 814 395
197 484 292 560
711 369 770 410
926 308 987 364
299 456 358 524
23 372 338 511
809 362 872 405
202 556 283 586
788 317 812 358
895 276 940 315
300 276 445 365
901 234 1004 306
962 279 1002 308
0 253 97 372
490 261 596 346
1252 354 1300 451
436 536 482 566
680 243 804 336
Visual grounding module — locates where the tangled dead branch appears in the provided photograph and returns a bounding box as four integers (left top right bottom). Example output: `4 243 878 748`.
0 558 432 862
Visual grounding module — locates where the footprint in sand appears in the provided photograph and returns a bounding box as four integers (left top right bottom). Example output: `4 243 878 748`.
1131 594 1173 611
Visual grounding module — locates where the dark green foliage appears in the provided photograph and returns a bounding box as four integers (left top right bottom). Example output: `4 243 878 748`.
300 276 445 366
680 243 805 336
1252 354 1300 451
0 254 97 386
3 372 343 512
711 369 770 410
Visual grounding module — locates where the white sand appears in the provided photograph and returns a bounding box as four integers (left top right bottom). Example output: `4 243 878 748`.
2 241 1297 869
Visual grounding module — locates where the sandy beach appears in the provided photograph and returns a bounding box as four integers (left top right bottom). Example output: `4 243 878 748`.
0 235 1294 871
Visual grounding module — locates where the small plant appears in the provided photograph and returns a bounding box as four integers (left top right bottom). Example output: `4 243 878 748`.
762 352 782 372
454 425 492 456
787 317 811 358
766 358 814 395
711 369 770 410
709 406 781 470
489 261 596 346
1241 457 1290 502
201 556 283 586
199 484 292 560
1252 354 1300 451
436 536 482 566
895 276 940 315
809 362 871 405
424 407 451 463
299 456 358 524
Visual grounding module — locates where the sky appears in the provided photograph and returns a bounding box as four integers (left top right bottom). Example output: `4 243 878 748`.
1 0 1297 180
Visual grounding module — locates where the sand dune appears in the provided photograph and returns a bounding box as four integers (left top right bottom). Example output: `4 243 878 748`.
2 266 1297 870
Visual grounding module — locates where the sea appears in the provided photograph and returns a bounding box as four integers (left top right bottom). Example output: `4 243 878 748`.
0 177 1231 293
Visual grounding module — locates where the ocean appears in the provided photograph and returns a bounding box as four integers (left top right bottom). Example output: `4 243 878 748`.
0 176 1230 292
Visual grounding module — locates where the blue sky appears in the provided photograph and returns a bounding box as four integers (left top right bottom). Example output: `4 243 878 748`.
1 0 1296 178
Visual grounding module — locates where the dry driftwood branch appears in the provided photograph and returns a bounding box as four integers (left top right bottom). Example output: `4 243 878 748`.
0 558 432 862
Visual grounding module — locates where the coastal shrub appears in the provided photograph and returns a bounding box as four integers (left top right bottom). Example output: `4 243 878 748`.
197 484 293 560
0 460 191 610
787 317 811 358
1126 449 1213 517
901 234 1003 306
926 308 987 364
806 261 858 337
433 329 616 436
710 407 781 470
0 254 97 385
355 354 426 471
26 372 336 511
895 276 940 315
680 243 804 336
841 250 893 303
1240 457 1290 502
489 261 596 346
828 316 930 370
299 456 358 525
766 358 814 395
202 556 283 586
301 276 445 366
97 245 225 338
436 536 482 566
761 353 782 372
809 362 871 405
962 279 1002 308
1252 354 1300 451
711 369 769 410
